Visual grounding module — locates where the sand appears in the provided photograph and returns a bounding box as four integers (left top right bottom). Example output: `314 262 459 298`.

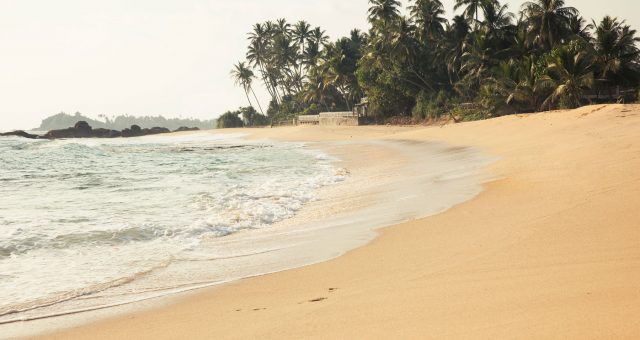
37 104 640 339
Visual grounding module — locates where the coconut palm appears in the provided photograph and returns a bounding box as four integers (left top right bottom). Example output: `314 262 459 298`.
368 0 401 26
442 15 472 86
247 23 280 105
455 0 493 28
292 20 312 77
521 0 578 51
593 16 640 90
481 1 515 42
322 38 362 111
409 0 447 42
275 18 291 36
303 66 333 111
568 15 593 42
310 27 329 46
488 56 547 112
271 33 299 94
292 21 312 52
539 42 595 109
230 62 264 115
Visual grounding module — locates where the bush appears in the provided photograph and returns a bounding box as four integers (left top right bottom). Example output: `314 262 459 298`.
216 111 244 129
412 91 451 121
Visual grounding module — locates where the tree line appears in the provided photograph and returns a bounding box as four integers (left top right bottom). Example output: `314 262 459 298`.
230 0 640 123
38 112 216 131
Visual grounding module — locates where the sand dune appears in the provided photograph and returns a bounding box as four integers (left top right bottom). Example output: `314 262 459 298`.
39 104 640 339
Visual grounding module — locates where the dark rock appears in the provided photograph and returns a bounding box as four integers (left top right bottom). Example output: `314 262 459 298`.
174 126 200 132
0 130 41 139
74 121 92 131
43 127 77 139
120 128 133 138
4 121 175 140
148 127 170 135
73 121 93 137
92 128 121 138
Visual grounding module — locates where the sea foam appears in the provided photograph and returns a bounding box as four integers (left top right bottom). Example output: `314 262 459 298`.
0 133 342 322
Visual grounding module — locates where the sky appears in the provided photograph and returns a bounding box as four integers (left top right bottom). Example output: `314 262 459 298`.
0 0 638 130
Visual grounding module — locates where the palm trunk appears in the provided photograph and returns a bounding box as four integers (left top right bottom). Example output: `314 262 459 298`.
258 61 279 105
340 85 351 111
250 87 265 115
244 89 253 108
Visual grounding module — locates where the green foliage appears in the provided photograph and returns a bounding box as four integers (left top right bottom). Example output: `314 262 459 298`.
540 40 595 109
230 0 640 123
412 90 451 120
38 112 215 131
217 106 269 128
216 111 244 129
301 103 320 115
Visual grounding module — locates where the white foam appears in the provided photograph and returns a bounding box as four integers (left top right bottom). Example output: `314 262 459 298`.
0 138 494 338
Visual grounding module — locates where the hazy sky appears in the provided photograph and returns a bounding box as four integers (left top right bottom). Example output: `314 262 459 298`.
0 0 638 130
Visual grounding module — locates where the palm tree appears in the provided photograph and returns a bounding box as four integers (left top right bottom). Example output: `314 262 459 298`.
568 15 593 42
275 18 291 36
303 66 333 111
481 1 515 41
593 16 640 93
539 42 595 109
442 15 471 86
488 57 547 112
271 33 299 94
292 21 312 80
368 0 401 26
310 27 329 46
230 62 264 115
350 29 367 47
457 32 494 99
454 0 492 29
323 38 362 111
247 23 280 105
409 0 447 42
521 0 578 51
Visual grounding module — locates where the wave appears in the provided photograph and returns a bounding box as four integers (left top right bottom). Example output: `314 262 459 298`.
0 260 172 320
0 135 344 325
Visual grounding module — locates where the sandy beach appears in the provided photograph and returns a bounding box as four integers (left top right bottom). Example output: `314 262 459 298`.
36 104 640 339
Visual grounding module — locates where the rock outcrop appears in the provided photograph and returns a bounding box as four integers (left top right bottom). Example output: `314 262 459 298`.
174 126 200 132
1 121 199 140
0 130 40 139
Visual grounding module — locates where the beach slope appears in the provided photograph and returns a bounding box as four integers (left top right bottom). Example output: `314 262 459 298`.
41 104 640 339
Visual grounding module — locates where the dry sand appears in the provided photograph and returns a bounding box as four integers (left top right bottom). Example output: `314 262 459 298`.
38 104 640 339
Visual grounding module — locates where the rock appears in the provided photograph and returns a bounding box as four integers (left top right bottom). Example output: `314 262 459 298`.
120 128 133 138
148 127 171 135
3 121 176 140
0 130 41 139
174 126 200 132
92 128 122 138
43 127 77 139
73 121 93 137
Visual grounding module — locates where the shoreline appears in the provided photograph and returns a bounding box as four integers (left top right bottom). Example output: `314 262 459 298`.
3 129 491 338
25 104 640 338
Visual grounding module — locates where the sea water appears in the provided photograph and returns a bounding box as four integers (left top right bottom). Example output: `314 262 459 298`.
0 133 343 323
0 133 494 336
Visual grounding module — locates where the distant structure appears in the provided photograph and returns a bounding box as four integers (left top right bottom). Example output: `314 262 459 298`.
296 112 360 126
296 97 369 126
353 97 369 117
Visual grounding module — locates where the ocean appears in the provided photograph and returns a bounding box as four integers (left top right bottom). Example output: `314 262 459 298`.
0 132 493 335
0 133 344 323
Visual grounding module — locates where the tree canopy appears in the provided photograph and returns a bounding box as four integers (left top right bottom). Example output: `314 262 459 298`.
230 0 640 123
